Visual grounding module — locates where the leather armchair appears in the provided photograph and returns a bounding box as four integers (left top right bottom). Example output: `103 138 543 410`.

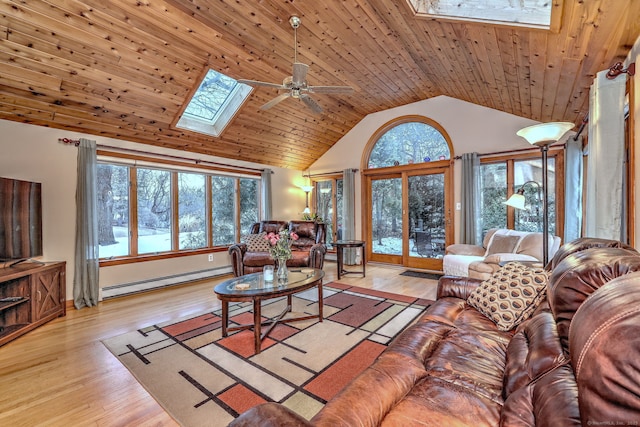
228 220 327 277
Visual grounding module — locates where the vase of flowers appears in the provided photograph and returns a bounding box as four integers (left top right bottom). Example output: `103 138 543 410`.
264 229 299 281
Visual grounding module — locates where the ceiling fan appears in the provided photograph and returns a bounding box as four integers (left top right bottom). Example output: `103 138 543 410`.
238 16 353 114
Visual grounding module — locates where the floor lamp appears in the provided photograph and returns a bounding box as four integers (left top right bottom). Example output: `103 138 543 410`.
300 185 314 214
515 122 574 265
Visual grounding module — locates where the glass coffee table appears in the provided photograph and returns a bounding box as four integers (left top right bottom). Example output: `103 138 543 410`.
214 268 325 354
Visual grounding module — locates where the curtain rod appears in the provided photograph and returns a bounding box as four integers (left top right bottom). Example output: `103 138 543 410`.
303 168 358 178
453 146 550 160
58 137 270 173
454 140 573 160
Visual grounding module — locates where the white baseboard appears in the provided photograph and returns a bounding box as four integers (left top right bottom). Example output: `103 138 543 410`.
101 266 233 299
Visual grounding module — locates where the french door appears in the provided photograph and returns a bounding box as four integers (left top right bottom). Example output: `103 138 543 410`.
365 167 452 271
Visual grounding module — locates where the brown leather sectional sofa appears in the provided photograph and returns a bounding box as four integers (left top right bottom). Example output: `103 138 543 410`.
229 237 640 426
228 220 327 276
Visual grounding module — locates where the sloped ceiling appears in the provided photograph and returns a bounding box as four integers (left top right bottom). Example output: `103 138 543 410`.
0 0 638 170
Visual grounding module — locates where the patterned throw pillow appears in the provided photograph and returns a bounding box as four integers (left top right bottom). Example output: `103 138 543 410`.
243 232 271 252
467 262 549 331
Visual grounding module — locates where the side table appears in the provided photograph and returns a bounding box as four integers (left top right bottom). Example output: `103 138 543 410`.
334 240 366 279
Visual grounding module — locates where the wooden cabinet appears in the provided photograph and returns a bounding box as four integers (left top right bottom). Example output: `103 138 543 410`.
0 262 66 346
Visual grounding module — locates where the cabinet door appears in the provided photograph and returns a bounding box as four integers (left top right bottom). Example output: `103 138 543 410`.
32 265 65 322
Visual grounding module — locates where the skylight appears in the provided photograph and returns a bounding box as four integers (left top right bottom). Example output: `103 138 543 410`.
176 69 252 137
406 0 558 30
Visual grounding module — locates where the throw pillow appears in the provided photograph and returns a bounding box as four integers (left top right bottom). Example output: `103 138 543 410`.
486 234 521 255
467 262 549 331
243 232 271 252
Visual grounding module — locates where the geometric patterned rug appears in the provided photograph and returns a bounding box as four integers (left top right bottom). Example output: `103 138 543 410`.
102 282 433 427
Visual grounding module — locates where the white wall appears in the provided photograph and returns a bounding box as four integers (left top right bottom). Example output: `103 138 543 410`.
0 120 307 300
311 95 540 241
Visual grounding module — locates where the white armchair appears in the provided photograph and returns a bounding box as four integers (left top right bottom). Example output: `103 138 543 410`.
443 228 561 280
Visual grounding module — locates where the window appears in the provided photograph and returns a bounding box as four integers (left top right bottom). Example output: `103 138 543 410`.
137 168 171 254
363 116 453 270
312 178 343 250
97 164 129 258
479 162 507 232
480 150 563 238
212 176 236 246
178 173 206 250
368 121 450 169
176 69 252 137
405 0 561 30
239 178 259 236
97 161 260 260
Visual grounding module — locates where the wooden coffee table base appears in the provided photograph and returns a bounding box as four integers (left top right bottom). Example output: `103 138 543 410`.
220 284 324 354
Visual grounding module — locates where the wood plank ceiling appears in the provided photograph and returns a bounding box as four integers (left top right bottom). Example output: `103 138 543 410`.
0 0 638 170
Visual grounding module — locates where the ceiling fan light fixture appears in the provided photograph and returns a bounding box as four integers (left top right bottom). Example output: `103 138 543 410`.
289 16 301 29
237 16 353 114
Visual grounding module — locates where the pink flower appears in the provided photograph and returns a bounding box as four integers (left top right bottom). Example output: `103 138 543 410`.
290 232 299 241
265 232 278 243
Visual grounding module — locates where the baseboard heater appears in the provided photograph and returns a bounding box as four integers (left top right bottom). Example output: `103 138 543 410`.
101 265 233 299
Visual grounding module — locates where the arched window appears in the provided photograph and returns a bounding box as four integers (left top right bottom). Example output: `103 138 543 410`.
368 120 451 169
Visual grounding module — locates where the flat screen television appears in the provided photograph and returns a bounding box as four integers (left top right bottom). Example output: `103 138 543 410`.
0 177 43 263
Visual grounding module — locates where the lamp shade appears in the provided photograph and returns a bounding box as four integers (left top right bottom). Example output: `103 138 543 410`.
504 193 526 210
300 185 314 193
516 122 574 146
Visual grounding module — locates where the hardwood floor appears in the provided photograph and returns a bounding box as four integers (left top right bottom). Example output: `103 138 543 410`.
0 262 438 426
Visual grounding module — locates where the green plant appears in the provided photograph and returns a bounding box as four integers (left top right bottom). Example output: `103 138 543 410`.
302 212 323 222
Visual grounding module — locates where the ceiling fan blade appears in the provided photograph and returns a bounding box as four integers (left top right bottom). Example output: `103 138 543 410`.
260 93 291 110
238 79 286 90
292 63 309 86
300 94 323 114
308 85 354 94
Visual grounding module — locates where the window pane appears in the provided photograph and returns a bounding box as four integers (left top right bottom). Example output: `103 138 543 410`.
212 176 236 245
368 122 450 168
137 168 172 254
371 177 403 255
97 164 129 258
480 163 507 235
184 70 239 121
514 158 556 234
408 173 446 259
240 178 259 236
316 181 334 249
178 172 206 250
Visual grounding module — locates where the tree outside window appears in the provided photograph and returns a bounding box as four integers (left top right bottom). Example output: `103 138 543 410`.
479 155 558 239
369 122 450 168
178 172 206 250
97 164 129 258
97 162 262 259
137 168 171 254
239 178 259 236
212 176 235 246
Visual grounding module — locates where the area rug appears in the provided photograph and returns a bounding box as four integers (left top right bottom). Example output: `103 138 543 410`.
400 270 443 281
102 282 433 427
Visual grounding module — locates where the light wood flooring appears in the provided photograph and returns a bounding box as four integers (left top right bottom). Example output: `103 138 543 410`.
0 262 438 426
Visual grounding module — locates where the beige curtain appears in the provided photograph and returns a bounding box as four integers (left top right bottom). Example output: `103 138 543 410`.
261 169 272 220
73 138 100 309
460 152 481 245
585 70 626 239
